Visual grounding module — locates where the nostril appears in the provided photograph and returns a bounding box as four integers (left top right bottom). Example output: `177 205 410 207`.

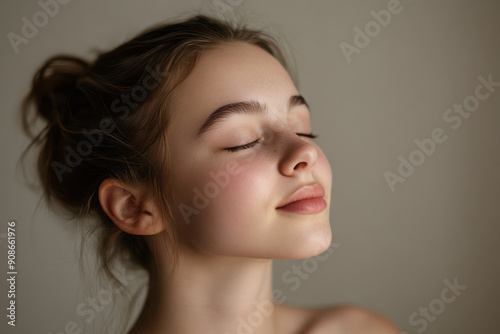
294 161 307 170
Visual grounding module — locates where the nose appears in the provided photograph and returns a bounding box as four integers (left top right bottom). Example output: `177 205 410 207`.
278 132 318 176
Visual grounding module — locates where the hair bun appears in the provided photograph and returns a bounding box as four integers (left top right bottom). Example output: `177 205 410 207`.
23 56 89 131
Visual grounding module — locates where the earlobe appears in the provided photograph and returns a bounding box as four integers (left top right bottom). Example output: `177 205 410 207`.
98 178 164 235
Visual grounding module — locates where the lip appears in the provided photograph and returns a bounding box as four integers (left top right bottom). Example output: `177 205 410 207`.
276 182 326 214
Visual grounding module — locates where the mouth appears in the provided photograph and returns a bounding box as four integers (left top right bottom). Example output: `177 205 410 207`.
276 197 327 214
276 183 327 214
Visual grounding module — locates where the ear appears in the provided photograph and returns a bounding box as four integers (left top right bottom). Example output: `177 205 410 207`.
98 178 164 235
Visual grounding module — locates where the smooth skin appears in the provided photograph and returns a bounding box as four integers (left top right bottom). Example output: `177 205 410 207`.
99 42 400 334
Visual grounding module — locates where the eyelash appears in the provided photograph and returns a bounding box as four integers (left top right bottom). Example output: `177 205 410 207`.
225 133 318 152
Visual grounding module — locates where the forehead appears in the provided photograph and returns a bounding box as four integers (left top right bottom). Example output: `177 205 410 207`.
168 42 298 133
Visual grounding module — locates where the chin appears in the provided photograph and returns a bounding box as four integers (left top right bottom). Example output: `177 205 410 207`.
302 225 333 258
273 220 333 260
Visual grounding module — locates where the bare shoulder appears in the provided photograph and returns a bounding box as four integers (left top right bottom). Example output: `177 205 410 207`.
301 304 401 334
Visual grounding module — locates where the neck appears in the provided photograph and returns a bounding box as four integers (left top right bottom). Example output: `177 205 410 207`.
130 245 278 334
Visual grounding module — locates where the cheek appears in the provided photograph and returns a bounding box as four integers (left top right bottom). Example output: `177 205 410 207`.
179 156 275 253
218 158 273 213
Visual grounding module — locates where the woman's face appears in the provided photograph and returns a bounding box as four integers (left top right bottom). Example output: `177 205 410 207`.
166 42 332 259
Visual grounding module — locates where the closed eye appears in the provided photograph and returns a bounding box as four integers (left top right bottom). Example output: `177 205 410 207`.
297 133 317 139
225 133 318 152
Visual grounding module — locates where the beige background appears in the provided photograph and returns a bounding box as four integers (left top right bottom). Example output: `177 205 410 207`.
1 0 499 333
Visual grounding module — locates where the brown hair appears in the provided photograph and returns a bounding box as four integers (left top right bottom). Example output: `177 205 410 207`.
19 13 290 331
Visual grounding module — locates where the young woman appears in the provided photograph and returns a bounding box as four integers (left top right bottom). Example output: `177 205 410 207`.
21 14 400 334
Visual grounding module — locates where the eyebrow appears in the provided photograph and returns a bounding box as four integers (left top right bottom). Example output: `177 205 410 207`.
197 94 309 137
